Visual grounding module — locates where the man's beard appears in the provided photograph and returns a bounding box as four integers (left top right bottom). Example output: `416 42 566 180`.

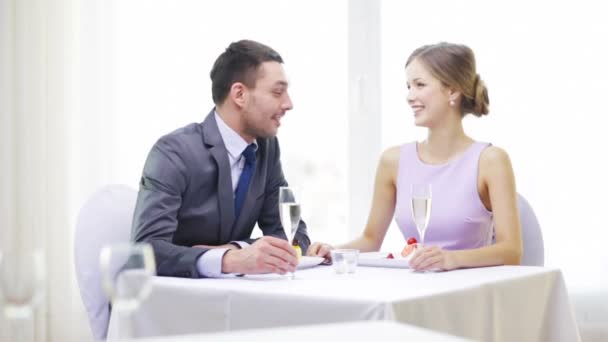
244 111 276 139
243 101 277 139
244 119 275 139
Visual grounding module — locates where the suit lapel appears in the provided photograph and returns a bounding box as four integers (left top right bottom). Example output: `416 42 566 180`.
202 110 235 244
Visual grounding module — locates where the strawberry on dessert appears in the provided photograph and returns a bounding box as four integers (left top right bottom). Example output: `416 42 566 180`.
401 244 416 258
401 237 419 258
388 237 419 259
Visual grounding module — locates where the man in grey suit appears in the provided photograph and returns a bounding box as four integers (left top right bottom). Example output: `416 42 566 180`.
132 40 309 278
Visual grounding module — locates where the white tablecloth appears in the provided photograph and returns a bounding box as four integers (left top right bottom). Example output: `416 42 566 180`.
109 265 580 341
134 321 472 342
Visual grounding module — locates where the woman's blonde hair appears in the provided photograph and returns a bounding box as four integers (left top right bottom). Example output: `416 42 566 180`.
406 42 489 117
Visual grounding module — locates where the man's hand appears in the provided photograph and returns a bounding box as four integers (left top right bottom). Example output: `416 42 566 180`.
306 242 333 259
221 236 297 275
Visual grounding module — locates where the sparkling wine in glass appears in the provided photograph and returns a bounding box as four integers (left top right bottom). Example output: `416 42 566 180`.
411 183 432 244
278 186 301 279
100 243 155 339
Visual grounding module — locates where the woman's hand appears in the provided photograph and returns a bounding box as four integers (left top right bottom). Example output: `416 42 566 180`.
306 242 334 259
409 245 457 271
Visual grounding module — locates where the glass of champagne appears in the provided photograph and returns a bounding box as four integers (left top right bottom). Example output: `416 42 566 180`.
411 183 432 245
100 243 155 340
0 249 45 342
278 186 301 279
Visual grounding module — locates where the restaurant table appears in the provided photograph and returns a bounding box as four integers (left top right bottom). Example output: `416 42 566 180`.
108 265 580 341
131 320 472 341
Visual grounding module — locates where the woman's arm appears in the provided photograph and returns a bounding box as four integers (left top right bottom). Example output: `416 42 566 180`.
308 147 400 256
455 146 523 266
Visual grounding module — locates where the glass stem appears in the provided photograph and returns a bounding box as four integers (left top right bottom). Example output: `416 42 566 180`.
121 310 135 340
8 313 33 342
115 308 135 341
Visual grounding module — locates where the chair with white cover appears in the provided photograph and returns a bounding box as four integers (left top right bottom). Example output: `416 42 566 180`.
517 193 544 266
74 184 137 340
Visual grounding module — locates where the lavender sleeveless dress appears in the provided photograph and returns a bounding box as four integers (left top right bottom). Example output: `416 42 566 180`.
394 142 494 250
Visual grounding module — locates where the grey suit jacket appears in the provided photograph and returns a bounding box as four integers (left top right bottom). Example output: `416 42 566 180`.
132 110 310 278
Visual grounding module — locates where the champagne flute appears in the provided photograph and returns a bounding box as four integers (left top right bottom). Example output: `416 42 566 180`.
278 186 301 279
0 249 45 342
100 243 155 340
411 183 432 245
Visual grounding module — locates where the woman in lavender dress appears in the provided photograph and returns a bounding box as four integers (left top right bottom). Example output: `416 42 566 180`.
309 43 522 271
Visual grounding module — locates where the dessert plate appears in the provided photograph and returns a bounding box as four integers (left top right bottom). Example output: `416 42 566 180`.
358 252 410 268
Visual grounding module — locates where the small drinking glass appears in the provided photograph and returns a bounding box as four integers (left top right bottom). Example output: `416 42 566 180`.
330 249 359 274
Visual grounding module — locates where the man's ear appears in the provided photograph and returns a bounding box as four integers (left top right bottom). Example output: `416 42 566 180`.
229 82 247 108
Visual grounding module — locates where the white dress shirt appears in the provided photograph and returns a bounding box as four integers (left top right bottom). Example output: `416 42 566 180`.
196 111 256 277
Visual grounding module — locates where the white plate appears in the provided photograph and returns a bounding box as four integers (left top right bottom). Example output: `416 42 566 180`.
297 256 325 269
358 252 410 268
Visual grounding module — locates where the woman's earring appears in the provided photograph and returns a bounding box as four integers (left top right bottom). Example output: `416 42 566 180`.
449 100 455 106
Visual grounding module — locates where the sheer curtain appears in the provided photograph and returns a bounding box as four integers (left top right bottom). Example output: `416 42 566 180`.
0 0 91 340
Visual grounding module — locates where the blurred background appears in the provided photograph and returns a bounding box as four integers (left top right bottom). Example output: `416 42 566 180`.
1 0 607 340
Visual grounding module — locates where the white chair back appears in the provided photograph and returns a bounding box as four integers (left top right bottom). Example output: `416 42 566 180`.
517 193 544 266
74 184 137 340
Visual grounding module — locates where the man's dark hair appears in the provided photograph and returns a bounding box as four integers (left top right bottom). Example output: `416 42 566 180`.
210 40 283 105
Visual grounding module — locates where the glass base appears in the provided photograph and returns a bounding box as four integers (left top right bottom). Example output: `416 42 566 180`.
4 305 33 320
112 299 140 313
3 306 34 342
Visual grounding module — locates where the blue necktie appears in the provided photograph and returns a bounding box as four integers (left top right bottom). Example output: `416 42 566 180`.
234 144 257 219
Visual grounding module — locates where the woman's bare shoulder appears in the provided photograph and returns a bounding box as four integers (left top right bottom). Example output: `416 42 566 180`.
379 145 401 168
479 145 514 175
